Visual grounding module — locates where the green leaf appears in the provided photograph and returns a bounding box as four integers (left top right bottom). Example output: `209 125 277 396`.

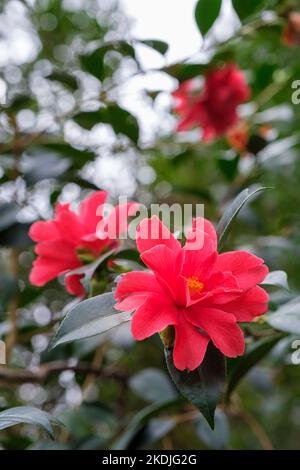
80 42 136 82
80 48 107 82
0 203 19 231
7 94 37 112
226 334 284 399
66 248 116 292
74 105 139 143
0 406 60 438
262 270 289 290
23 153 71 185
112 398 181 450
37 143 96 169
266 298 300 334
217 155 240 181
163 63 208 82
129 368 177 403
141 40 169 55
195 0 222 36
50 292 131 348
0 275 17 312
232 0 265 21
47 71 78 91
216 186 272 249
165 342 225 429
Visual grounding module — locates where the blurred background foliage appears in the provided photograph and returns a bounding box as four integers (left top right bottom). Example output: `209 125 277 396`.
0 0 300 450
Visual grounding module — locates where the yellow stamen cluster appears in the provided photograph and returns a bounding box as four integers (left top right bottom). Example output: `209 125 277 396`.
187 276 204 292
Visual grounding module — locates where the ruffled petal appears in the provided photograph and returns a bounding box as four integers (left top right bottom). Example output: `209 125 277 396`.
30 256 80 286
35 240 78 262
187 306 245 357
136 216 182 255
65 274 85 297
141 245 185 303
115 271 166 310
131 296 177 340
115 271 163 301
214 251 269 290
29 220 60 242
221 285 269 322
79 190 108 233
97 202 140 240
173 313 210 371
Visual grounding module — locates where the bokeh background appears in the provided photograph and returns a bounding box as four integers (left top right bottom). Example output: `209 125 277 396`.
1 0 300 450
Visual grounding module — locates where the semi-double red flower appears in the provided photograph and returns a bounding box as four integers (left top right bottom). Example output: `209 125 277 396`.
29 191 138 297
173 64 250 142
115 216 269 371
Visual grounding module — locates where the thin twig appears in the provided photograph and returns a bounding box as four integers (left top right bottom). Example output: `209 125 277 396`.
0 361 127 384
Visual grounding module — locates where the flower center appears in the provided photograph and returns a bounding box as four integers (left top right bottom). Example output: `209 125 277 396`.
187 276 204 293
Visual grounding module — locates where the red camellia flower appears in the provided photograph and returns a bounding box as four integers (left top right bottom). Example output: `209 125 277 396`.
29 191 139 297
282 12 300 46
173 64 250 142
115 216 269 371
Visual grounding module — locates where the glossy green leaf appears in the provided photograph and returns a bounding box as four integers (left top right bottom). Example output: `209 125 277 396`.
262 270 289 290
47 71 78 90
266 299 300 334
0 407 60 438
195 0 222 36
50 292 131 348
112 398 181 450
217 186 271 249
226 334 284 399
74 105 139 143
23 153 71 185
163 62 208 82
0 275 17 312
141 40 169 55
0 203 19 231
66 249 116 292
217 155 240 181
232 0 265 21
165 343 226 429
80 42 136 81
129 368 177 403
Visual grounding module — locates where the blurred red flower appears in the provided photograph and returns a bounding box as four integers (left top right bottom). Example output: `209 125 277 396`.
29 191 139 297
173 64 250 142
282 12 300 46
115 216 269 371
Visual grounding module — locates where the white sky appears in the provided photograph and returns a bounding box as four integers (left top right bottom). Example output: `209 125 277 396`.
121 0 201 64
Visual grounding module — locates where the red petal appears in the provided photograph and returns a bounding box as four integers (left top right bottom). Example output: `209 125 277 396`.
98 202 140 240
187 306 245 358
214 251 269 289
115 271 165 311
173 314 210 371
35 240 78 262
79 191 108 233
55 208 85 245
29 220 59 242
192 217 217 250
30 256 80 286
131 296 177 341
136 216 182 255
221 285 269 322
115 271 163 301
141 245 184 303
65 274 85 297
